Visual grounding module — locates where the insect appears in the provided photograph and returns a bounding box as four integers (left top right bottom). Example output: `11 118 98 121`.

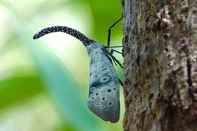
33 16 123 123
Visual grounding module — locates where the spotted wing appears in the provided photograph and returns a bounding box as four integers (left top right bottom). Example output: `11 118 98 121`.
87 43 120 123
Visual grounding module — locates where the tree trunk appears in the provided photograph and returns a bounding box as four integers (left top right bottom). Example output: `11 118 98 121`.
122 0 197 131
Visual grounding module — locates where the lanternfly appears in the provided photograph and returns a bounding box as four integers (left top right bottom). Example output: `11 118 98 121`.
33 17 123 123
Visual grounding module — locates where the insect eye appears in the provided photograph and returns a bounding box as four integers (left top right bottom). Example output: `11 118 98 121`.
100 75 111 83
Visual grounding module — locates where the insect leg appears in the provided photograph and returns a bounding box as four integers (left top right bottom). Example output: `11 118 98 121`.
118 79 123 86
110 49 122 55
109 49 123 68
107 16 123 48
109 53 123 68
108 45 123 48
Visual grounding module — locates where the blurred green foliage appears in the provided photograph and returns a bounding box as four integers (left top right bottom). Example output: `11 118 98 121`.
0 73 44 110
0 0 123 131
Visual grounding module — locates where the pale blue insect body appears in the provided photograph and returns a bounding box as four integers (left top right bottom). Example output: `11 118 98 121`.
87 43 120 122
33 26 120 123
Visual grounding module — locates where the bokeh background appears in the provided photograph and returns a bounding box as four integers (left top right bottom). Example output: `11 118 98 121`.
0 0 124 131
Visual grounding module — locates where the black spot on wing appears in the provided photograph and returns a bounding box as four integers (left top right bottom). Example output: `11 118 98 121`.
90 81 101 88
107 89 111 92
99 75 112 84
101 67 108 71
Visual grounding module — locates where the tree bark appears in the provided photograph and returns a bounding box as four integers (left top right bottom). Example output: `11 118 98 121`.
122 0 197 131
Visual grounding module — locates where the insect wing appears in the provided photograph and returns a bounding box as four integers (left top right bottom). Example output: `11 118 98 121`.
87 44 120 123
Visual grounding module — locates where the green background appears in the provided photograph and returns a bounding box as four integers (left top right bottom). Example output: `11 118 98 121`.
0 0 123 131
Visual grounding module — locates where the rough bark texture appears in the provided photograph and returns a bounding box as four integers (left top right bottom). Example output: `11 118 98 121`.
123 0 197 131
